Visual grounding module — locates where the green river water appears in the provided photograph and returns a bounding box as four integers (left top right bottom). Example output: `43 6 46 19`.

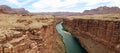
56 22 87 53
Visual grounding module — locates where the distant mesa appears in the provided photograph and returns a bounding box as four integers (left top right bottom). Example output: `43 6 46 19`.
34 6 120 16
83 6 120 15
34 12 82 16
0 5 29 14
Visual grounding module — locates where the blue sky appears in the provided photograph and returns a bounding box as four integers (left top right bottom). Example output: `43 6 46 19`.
0 0 120 12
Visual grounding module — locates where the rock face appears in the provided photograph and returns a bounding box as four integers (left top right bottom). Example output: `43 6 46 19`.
83 6 120 15
63 15 120 53
0 14 65 53
0 5 29 14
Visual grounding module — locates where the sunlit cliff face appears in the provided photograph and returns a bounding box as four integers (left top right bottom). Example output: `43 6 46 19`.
62 14 120 53
0 14 65 53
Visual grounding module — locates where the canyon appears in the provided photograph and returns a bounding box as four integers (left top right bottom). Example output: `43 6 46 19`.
0 14 65 53
63 14 120 53
0 13 120 53
0 5 120 53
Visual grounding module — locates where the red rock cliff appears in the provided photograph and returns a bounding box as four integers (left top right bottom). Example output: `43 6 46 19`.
63 15 120 53
0 14 65 53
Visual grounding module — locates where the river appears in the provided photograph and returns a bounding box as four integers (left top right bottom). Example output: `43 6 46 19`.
56 22 87 53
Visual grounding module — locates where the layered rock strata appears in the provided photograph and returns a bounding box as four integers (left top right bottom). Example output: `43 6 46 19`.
63 14 120 53
0 14 65 53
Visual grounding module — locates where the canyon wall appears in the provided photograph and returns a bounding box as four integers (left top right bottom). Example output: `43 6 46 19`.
0 14 65 53
63 16 120 53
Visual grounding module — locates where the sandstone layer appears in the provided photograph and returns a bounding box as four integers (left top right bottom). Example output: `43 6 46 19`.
63 14 120 53
0 14 65 53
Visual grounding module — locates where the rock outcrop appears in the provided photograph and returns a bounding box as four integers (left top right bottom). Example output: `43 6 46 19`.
63 14 120 53
0 5 29 14
0 14 65 53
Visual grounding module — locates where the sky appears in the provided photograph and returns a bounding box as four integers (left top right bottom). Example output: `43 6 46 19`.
0 0 120 12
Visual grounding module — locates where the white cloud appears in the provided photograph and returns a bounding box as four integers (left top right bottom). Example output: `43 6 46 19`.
31 0 120 12
80 0 110 6
6 0 18 4
3 0 120 12
6 0 33 7
32 0 80 9
108 0 120 7
31 0 83 12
